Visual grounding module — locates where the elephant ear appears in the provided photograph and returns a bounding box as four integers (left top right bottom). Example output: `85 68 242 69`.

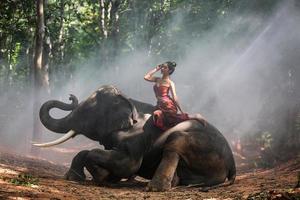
104 89 138 133
119 94 138 123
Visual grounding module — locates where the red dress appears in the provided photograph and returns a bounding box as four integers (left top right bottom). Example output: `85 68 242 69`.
153 84 189 130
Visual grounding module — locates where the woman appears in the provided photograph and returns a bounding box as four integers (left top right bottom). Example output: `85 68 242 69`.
144 61 206 130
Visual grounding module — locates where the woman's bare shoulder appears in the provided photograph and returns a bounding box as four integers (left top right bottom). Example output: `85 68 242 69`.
169 80 175 86
155 77 163 82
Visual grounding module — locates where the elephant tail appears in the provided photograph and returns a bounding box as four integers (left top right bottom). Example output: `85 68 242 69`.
187 166 236 192
226 145 236 184
227 164 236 184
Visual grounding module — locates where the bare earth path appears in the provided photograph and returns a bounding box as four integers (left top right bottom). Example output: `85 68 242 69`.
0 150 299 200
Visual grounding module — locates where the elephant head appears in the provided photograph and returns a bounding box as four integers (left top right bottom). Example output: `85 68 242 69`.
35 85 138 147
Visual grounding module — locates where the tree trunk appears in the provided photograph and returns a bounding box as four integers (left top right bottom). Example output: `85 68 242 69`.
99 0 108 39
110 0 120 59
157 0 165 50
58 0 65 62
43 27 52 92
32 0 49 155
1 36 9 90
98 0 109 64
26 29 35 153
8 35 14 87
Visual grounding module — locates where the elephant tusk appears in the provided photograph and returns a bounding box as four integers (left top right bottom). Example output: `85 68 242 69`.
32 130 77 147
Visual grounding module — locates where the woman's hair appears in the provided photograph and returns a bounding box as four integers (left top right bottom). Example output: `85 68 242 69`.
165 61 176 75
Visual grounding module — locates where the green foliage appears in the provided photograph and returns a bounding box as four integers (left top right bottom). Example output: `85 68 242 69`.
0 0 35 89
0 0 287 90
10 173 39 187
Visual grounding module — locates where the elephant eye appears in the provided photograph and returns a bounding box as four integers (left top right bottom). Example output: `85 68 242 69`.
113 98 121 104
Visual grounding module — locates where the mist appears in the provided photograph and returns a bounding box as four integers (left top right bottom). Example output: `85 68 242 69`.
0 0 299 164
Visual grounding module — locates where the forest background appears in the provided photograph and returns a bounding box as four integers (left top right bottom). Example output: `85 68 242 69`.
0 0 300 167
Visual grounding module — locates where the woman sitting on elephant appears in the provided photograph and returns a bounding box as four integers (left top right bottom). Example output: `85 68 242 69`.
144 61 206 130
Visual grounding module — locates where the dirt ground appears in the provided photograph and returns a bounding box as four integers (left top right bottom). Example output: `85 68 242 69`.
0 148 299 200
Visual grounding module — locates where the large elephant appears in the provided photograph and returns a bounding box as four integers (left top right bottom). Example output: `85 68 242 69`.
35 85 236 191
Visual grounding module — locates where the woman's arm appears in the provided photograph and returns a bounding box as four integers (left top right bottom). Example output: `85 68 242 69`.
170 81 184 113
144 65 161 82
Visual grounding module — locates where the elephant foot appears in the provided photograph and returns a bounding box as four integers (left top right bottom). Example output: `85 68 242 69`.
91 178 105 186
171 172 180 187
145 176 171 192
91 175 121 187
199 187 209 192
64 169 86 182
86 165 110 185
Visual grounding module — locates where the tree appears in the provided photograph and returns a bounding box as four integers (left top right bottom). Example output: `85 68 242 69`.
32 0 49 155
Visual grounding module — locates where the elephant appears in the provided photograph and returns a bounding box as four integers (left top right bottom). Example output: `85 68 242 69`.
34 85 236 191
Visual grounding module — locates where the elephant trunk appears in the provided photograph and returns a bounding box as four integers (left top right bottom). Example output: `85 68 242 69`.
39 95 78 133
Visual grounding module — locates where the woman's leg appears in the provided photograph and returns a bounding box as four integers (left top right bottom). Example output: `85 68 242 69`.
153 110 166 130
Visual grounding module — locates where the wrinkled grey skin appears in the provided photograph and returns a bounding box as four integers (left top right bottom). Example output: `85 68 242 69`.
39 85 236 191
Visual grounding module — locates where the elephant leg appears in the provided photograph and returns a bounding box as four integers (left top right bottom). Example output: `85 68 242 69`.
84 149 122 184
65 150 89 182
146 150 179 191
147 132 187 192
85 162 110 184
171 171 180 187
83 148 142 182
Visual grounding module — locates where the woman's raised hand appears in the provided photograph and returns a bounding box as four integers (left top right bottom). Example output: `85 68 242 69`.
155 65 162 71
